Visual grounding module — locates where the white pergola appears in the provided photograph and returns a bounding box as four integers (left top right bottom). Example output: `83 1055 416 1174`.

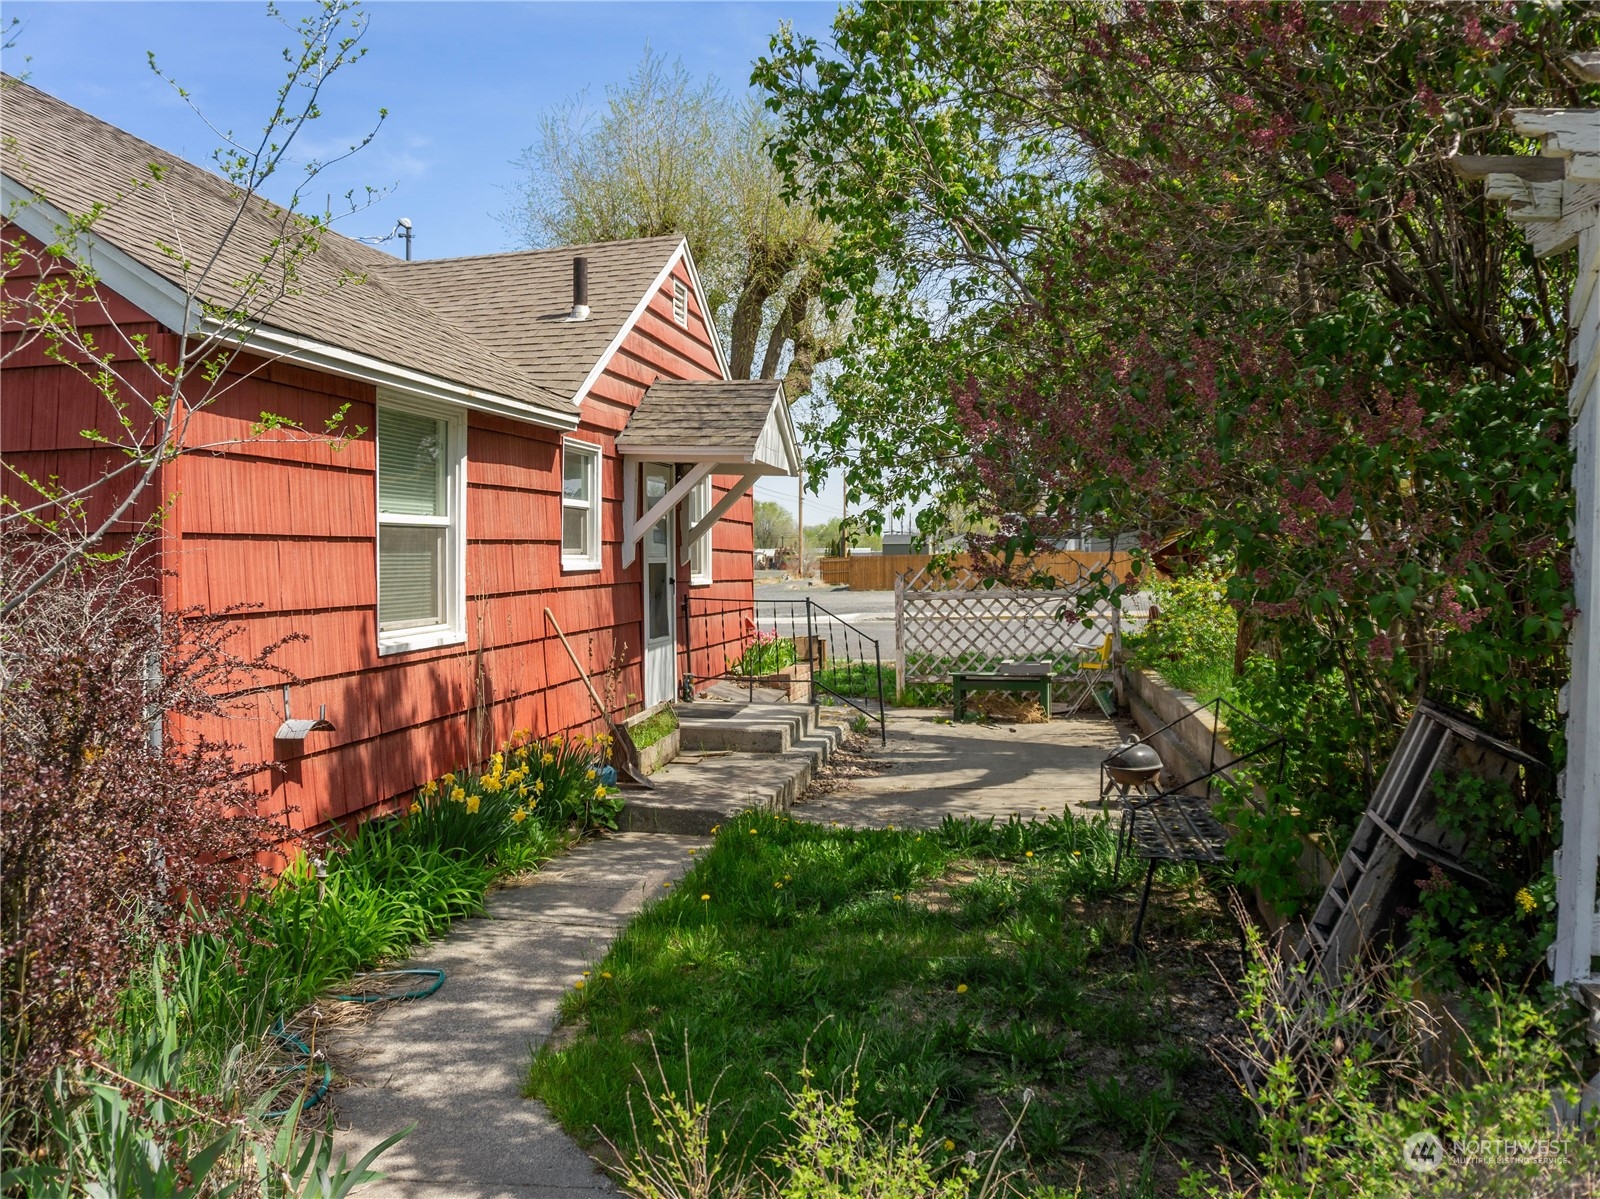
1455 52 1599 997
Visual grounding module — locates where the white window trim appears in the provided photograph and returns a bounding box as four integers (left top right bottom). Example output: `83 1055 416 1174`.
375 391 468 657
688 476 713 586
672 278 689 328
561 437 603 572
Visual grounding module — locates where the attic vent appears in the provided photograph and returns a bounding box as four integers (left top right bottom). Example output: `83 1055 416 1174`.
672 278 688 328
570 256 590 321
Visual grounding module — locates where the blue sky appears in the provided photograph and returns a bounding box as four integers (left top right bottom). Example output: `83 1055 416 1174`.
3 1 848 525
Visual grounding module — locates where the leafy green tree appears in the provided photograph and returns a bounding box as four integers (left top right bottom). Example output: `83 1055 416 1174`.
752 499 797 549
758 2 1598 953
506 49 835 396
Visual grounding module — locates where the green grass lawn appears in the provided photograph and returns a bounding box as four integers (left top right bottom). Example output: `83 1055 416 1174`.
527 811 1252 1196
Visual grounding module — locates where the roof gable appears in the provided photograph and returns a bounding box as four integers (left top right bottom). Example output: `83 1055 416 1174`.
0 80 572 425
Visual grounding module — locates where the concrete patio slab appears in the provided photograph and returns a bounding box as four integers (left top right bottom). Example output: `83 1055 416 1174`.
794 708 1132 829
331 833 707 1198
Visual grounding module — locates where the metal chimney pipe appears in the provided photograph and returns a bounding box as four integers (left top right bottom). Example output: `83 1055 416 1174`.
570 257 590 320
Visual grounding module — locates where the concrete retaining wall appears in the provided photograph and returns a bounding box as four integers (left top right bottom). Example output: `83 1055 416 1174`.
1120 665 1333 922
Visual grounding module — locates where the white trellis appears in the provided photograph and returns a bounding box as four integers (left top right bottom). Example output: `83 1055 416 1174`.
1453 54 1599 996
893 562 1142 687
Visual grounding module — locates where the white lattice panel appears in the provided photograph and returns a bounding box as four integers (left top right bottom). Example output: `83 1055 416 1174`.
894 564 1142 684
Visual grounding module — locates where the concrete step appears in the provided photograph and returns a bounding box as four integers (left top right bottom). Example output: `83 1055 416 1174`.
673 700 818 755
619 710 848 835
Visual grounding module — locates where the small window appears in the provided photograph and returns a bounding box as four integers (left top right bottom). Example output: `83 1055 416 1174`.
686 476 713 584
672 278 689 328
377 401 465 654
561 439 601 569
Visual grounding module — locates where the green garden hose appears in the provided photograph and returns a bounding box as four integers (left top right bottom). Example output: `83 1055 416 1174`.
265 968 446 1119
332 968 446 1003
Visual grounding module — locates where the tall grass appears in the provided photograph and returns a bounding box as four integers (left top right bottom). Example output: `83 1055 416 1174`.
83 731 619 1194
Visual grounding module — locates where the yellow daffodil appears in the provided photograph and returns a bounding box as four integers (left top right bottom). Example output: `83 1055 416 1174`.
534 778 545 793
542 752 554 766
465 795 481 815
482 778 503 794
450 786 467 804
443 772 456 785
511 809 527 824
585 768 597 782
409 802 421 816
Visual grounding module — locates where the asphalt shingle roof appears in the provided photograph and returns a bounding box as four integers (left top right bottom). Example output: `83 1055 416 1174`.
1 79 691 420
616 380 787 453
379 238 688 399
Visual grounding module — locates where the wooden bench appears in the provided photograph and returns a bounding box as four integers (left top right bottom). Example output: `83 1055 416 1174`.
951 669 1052 720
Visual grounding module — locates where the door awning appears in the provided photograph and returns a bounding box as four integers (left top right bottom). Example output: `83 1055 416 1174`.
615 379 799 476
615 380 800 567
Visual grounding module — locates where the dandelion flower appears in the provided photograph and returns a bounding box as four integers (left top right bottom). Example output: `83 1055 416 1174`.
701 893 710 901
1514 887 1536 915
710 824 721 834
465 795 481 815
1025 851 1034 858
893 894 903 901
594 785 608 798
956 984 968 994
774 881 783 889
582 971 590 977
575 980 585 989
601 971 612 979
943 1140 956 1152
1072 850 1082 857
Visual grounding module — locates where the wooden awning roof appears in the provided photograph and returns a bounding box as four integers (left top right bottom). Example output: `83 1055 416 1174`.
616 380 800 477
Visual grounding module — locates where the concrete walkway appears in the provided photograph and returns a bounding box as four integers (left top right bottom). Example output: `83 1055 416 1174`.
795 708 1129 828
331 833 707 1198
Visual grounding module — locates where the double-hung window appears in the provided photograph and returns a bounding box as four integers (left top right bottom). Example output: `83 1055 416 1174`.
561 438 601 570
685 475 713 585
376 399 465 654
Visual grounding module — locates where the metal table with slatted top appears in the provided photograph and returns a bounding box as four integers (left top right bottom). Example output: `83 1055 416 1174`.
1115 793 1232 949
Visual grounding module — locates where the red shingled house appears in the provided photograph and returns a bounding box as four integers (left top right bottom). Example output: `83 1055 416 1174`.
1 80 799 833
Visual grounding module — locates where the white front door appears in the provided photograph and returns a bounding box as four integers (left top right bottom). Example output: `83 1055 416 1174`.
641 462 677 706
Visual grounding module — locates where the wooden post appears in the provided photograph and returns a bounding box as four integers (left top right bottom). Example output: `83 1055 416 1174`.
1456 72 1600 993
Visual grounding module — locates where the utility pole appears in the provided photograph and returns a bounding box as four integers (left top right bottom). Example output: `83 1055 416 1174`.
796 474 804 581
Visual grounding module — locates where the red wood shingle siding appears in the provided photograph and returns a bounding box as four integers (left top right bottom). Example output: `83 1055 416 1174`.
4 237 756 834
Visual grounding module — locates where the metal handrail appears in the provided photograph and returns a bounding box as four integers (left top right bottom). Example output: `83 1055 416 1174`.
681 594 888 744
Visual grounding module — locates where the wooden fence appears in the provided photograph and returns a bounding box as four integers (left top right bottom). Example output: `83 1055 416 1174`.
816 551 1138 592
